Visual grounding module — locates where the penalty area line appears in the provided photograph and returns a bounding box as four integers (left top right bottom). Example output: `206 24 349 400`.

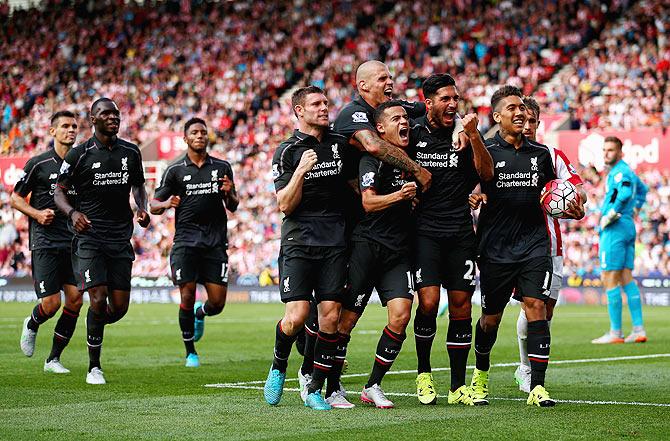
206 353 670 387
203 384 670 408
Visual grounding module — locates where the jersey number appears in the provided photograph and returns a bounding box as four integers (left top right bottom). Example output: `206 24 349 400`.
463 260 476 286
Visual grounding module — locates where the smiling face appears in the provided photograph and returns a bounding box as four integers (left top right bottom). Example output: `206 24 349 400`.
91 100 121 137
494 95 527 136
295 92 329 129
184 122 208 153
426 85 460 128
376 105 409 148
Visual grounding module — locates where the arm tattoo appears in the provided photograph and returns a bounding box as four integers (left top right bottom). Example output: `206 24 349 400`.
355 130 419 173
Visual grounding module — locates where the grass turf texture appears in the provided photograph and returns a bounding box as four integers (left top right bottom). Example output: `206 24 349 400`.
1 303 668 440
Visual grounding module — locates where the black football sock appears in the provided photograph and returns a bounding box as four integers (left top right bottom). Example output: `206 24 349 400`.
300 321 318 376
414 309 437 374
307 331 338 394
28 304 55 331
474 319 497 372
447 316 472 390
527 320 551 390
326 332 350 397
47 307 79 362
272 321 297 373
87 307 107 371
366 326 406 388
179 304 197 356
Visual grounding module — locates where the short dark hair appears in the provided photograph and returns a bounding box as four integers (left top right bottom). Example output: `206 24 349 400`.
421 74 456 99
604 136 623 150
291 86 325 117
50 110 76 126
373 100 405 124
523 96 541 119
491 85 523 112
184 117 207 135
90 97 114 114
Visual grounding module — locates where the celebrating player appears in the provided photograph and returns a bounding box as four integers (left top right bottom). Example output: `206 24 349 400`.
263 86 350 411
592 136 648 344
472 86 557 407
15 111 83 374
150 118 238 367
328 101 417 409
512 96 586 392
410 74 493 406
54 98 150 385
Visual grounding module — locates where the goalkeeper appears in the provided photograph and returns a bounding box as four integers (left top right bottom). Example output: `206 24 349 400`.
592 136 648 344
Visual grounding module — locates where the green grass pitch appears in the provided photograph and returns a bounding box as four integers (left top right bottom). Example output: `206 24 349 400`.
1 303 669 440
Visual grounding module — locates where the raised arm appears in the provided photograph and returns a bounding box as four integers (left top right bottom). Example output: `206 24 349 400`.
462 114 494 182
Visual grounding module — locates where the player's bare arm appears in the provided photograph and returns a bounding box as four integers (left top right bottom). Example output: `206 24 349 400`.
462 114 494 182
354 129 432 191
276 149 317 215
361 182 417 213
10 192 55 225
220 175 239 212
149 195 181 215
54 184 91 233
132 184 150 228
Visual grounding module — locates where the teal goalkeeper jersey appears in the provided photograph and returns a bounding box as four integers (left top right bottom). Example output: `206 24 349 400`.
601 159 647 229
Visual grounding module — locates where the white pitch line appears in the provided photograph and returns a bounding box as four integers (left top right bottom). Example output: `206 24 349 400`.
205 353 670 387
203 384 670 408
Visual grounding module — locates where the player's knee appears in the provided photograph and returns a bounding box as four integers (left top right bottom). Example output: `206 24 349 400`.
338 310 359 334
65 295 84 312
282 314 307 336
389 310 411 332
480 315 500 333
206 299 226 315
524 298 547 320
448 301 471 320
418 297 439 316
318 305 341 332
41 296 61 316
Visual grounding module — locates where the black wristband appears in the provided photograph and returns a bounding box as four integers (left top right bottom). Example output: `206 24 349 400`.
67 208 76 219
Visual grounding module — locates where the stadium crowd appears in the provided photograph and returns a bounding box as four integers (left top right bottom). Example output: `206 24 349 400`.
0 0 668 283
538 0 670 130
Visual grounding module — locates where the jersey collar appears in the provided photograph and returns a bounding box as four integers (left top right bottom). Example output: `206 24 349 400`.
494 131 532 151
91 134 119 151
183 152 211 168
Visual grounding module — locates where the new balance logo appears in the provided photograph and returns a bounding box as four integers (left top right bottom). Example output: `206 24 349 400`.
39 281 46 293
283 277 290 293
352 112 369 123
416 141 427 148
84 270 91 283
495 161 506 168
92 162 101 169
49 173 58 180
183 175 191 181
